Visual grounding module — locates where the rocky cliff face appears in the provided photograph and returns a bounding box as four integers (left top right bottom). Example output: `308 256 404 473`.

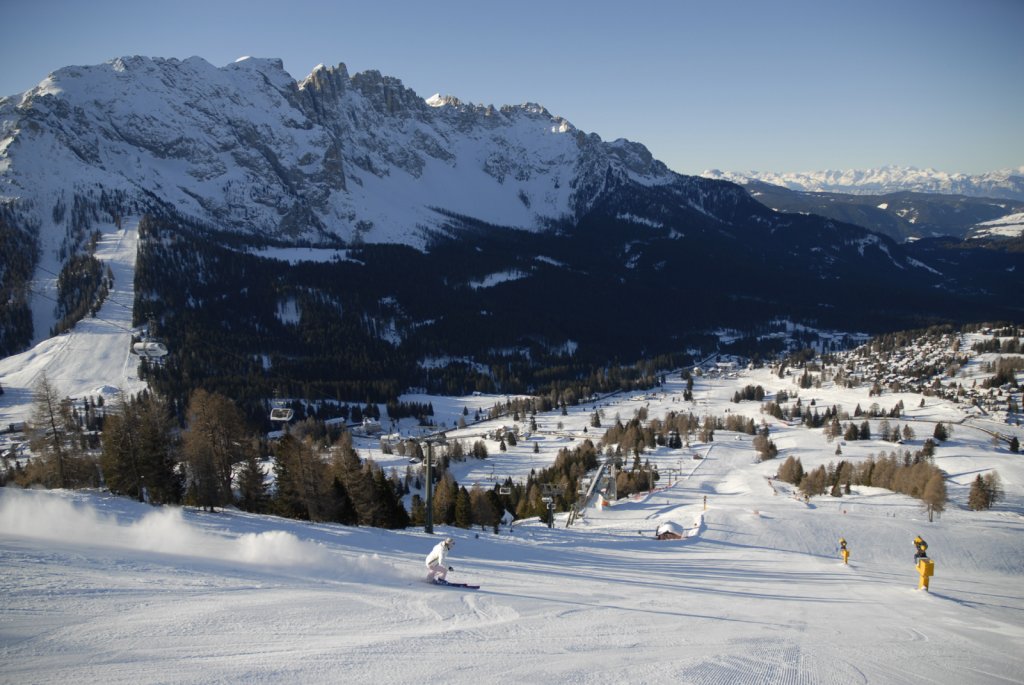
0 55 677 248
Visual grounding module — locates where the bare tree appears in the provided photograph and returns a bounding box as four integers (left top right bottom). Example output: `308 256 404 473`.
181 389 250 511
922 473 947 522
25 373 91 488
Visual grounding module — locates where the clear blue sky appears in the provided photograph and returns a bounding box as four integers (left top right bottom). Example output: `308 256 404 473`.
2 0 1021 175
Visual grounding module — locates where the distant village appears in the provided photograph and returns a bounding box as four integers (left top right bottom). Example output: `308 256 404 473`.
692 324 1022 428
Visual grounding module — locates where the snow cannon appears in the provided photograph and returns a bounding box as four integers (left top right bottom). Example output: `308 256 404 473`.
916 558 935 591
839 538 849 565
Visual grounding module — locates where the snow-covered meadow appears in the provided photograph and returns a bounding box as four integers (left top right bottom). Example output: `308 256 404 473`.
2 223 1024 683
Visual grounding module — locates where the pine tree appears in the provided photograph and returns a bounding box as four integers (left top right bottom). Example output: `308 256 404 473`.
134 393 182 504
933 422 948 441
271 436 308 519
25 373 93 489
102 392 180 503
799 466 826 498
454 486 472 528
237 455 269 513
409 493 426 526
370 466 409 529
329 476 358 525
968 474 990 510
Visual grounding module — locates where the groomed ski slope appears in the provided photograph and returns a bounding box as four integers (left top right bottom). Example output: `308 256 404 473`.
2 435 1021 684
0 219 148 430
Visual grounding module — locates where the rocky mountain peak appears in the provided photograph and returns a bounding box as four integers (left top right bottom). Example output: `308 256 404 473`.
348 69 426 117
0 54 710 250
300 62 350 95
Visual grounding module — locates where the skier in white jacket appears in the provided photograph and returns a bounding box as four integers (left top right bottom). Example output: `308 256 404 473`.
425 537 454 583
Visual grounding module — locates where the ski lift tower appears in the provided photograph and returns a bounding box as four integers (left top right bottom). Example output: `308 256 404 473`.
540 484 563 528
421 435 447 534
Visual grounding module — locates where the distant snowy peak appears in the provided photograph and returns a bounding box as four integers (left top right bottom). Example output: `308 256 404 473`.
702 166 1024 201
0 55 677 250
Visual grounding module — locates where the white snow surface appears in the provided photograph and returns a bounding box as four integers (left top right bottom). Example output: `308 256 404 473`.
969 211 1024 239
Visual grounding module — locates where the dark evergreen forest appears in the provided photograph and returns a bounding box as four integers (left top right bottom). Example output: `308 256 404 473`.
131 192 1023 429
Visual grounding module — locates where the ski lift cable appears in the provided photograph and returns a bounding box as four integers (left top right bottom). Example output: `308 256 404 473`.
23 283 139 337
31 263 138 318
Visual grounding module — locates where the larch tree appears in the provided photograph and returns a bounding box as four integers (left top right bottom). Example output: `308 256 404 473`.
921 473 947 522
25 373 92 488
181 389 250 511
272 433 328 521
469 484 496 530
982 471 1004 507
432 471 458 525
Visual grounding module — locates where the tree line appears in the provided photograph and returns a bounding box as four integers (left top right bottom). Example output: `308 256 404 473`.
3 376 412 529
776 451 947 516
0 204 39 357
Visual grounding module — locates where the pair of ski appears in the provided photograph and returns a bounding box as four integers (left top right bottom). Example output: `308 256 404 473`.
431 578 479 590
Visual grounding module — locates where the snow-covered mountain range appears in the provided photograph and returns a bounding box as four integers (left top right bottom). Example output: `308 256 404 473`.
1 54 1021 402
0 55 675 249
702 166 1024 202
